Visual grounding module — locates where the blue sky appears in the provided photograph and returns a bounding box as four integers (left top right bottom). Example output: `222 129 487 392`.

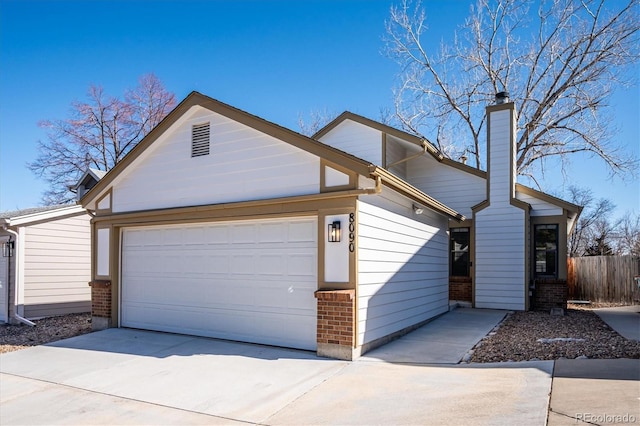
1 0 638 219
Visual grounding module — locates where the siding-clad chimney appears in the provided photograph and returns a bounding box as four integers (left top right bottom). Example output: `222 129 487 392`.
474 92 527 311
486 93 516 204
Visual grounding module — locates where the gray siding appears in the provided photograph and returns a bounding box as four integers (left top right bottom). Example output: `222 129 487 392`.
356 196 448 346
385 138 407 179
407 155 485 218
318 119 382 166
0 236 10 322
23 214 91 318
516 190 563 217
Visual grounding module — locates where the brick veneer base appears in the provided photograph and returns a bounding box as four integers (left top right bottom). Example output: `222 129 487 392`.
89 280 112 330
315 289 356 360
449 276 472 302
533 279 568 311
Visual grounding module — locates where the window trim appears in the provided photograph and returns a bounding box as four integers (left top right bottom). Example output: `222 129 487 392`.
534 223 559 278
450 226 471 277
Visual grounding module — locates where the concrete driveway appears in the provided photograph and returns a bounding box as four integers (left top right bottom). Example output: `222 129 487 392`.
0 312 555 425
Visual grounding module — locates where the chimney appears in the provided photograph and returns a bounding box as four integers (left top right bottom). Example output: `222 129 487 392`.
495 91 509 104
486 92 516 204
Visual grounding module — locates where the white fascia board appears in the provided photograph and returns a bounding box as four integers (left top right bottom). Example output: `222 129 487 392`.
8 205 87 226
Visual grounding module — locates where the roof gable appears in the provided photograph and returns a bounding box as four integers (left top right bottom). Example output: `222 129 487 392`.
314 111 444 161
316 111 581 216
81 92 375 208
80 92 464 221
515 184 582 215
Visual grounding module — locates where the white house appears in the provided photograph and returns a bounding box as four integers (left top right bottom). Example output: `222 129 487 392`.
79 91 580 360
0 205 92 324
315 93 582 312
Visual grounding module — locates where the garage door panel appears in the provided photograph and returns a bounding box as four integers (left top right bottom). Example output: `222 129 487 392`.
231 224 257 243
122 301 315 348
288 253 316 276
259 222 286 242
121 217 318 350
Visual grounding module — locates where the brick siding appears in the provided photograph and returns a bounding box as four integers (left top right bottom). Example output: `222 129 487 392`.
89 280 111 318
449 276 472 302
315 289 355 347
533 279 567 311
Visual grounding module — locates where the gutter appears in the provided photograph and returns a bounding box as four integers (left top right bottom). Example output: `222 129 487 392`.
2 226 35 326
386 140 429 169
386 138 445 169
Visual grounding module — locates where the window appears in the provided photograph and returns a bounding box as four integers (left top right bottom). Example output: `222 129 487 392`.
191 122 210 157
450 227 470 277
534 224 558 277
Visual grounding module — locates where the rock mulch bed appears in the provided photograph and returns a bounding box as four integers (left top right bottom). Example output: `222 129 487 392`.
0 313 92 354
468 306 640 363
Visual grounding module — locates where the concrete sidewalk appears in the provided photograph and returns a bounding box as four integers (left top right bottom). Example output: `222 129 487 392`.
547 358 640 425
3 307 635 425
594 305 640 341
0 309 553 426
359 307 506 364
547 307 640 425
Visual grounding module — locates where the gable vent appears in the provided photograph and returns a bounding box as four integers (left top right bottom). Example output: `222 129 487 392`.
191 123 210 157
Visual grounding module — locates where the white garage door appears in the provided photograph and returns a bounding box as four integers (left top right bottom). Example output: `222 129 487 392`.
121 217 318 350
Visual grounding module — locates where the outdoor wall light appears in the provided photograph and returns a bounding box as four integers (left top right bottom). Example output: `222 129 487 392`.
2 240 14 257
413 204 424 215
328 221 341 243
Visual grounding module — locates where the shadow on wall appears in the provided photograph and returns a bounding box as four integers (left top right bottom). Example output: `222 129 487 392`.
357 206 450 353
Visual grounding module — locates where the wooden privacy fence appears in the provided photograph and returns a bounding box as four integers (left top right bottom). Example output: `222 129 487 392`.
567 255 640 303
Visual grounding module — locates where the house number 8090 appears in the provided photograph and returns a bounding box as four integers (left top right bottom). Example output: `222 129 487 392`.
348 213 355 252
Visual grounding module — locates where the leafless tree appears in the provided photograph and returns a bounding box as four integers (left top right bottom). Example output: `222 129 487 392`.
567 185 617 256
385 0 639 182
613 213 640 256
298 108 338 136
28 73 175 204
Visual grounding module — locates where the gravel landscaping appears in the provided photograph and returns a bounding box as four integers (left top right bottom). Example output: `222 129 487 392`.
1 305 638 362
469 304 640 363
0 313 92 354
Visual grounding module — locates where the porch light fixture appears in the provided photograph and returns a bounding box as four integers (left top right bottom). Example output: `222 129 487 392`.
413 204 424 215
328 221 341 243
2 240 14 257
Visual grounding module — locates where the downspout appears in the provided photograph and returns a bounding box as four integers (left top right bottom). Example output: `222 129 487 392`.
386 140 429 169
2 226 35 326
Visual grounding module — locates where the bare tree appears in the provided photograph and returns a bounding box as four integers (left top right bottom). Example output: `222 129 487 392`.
614 213 640 256
385 0 639 182
298 108 338 137
28 73 175 204
567 185 617 256
584 217 616 256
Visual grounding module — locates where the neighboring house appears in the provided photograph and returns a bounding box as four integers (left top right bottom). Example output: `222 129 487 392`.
71 168 107 201
0 205 92 324
78 91 580 360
